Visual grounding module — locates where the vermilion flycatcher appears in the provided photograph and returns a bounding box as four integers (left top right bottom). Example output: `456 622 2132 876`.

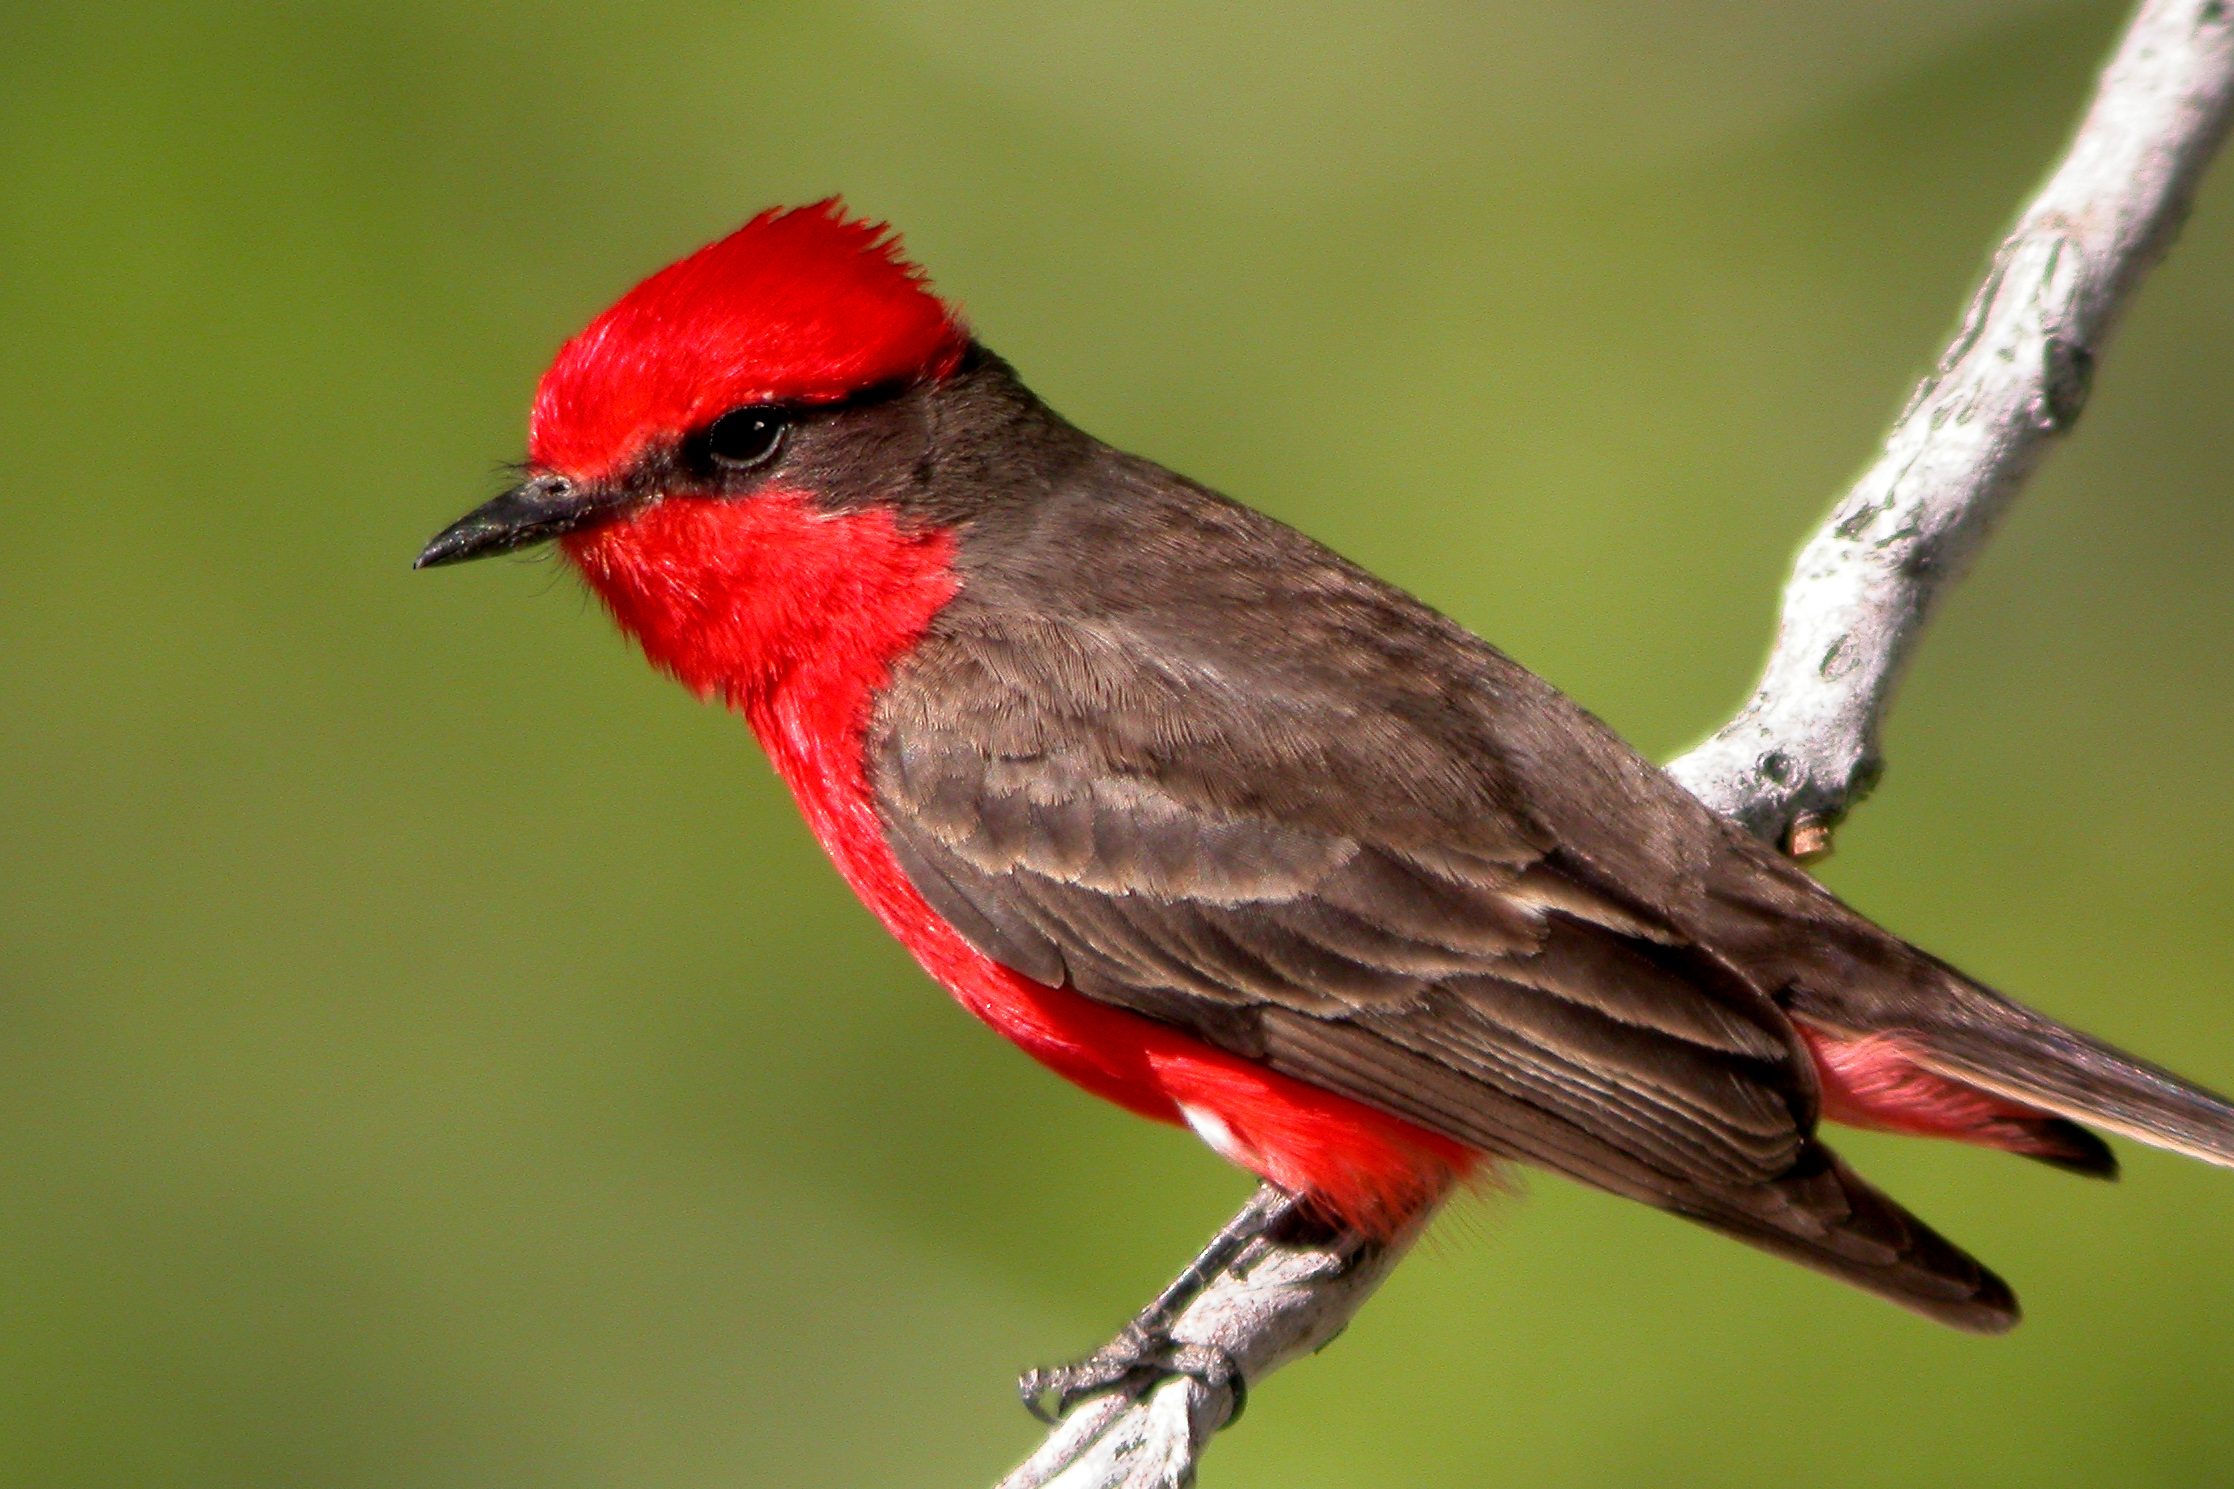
420 202 2234 1418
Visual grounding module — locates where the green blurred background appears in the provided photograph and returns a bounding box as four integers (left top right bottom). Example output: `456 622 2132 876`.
3 0 2231 1484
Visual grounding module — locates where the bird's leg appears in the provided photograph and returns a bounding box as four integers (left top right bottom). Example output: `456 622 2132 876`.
1018 1183 1307 1426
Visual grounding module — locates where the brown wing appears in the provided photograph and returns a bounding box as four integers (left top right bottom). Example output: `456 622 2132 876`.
868 599 2017 1328
875 713 1809 1188
852 418 2044 1328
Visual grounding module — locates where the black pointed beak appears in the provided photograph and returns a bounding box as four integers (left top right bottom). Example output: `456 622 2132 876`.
414 475 636 569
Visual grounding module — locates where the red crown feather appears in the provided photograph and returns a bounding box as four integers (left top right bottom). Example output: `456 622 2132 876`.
529 200 967 479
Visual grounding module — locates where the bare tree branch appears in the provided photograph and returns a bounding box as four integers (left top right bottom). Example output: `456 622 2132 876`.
996 1208 1429 1489
995 2 2234 1483
1667 0 2234 849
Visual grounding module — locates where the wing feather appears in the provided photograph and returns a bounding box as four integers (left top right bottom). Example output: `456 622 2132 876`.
873 719 1813 1192
842 373 2035 1327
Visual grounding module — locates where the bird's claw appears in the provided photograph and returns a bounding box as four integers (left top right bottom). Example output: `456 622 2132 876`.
1018 1330 1248 1427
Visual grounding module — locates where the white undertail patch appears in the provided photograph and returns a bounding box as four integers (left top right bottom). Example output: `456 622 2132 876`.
1180 1103 1251 1167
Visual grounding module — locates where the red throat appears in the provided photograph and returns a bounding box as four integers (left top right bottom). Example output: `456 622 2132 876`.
562 495 1472 1235
561 493 960 711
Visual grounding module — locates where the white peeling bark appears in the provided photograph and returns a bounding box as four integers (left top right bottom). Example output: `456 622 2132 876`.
994 3 2234 1484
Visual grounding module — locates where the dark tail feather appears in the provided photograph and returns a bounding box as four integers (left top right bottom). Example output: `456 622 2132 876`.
1920 1018 2234 1169
2008 1116 2119 1178
1681 1140 2019 1334
1790 970 2234 1172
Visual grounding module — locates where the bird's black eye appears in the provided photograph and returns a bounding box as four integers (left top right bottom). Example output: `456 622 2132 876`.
703 405 788 469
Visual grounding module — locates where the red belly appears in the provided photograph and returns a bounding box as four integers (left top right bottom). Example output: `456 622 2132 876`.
923 942 1474 1237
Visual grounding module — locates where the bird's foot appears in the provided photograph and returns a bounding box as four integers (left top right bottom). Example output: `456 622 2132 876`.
1018 1327 1246 1426
1017 1184 1302 1427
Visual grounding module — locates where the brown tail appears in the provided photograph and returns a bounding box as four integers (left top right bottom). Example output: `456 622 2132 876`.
1787 955 2234 1174
1680 1140 2019 1334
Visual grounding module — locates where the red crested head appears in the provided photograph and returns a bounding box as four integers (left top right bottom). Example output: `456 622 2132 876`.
528 200 967 481
418 200 993 715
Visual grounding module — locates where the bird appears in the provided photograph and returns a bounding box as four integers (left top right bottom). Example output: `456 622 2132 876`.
419 200 2234 1420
